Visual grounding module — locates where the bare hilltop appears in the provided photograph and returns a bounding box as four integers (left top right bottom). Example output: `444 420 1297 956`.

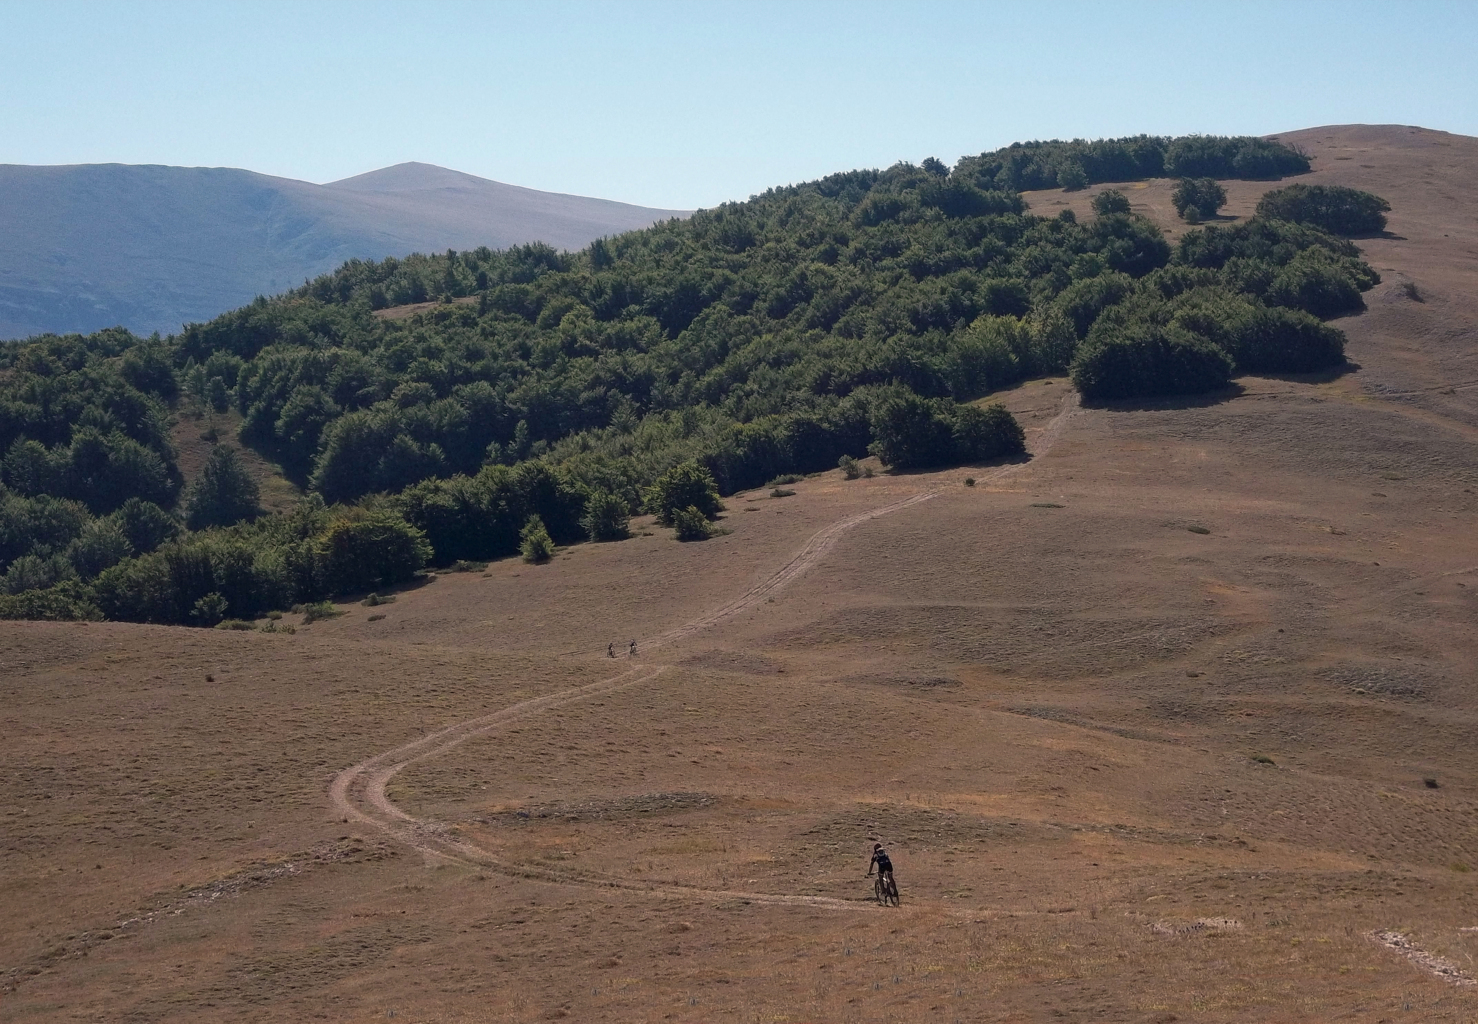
0 161 688 340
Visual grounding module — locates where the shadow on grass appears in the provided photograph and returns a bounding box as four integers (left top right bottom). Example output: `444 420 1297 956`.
883 450 1034 478
1081 383 1246 413
343 573 439 606
1253 359 1362 385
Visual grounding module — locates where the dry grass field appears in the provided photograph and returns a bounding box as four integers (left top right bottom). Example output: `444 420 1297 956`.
4 125 1478 1023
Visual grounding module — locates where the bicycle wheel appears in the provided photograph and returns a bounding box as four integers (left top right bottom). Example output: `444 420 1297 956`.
874 876 886 905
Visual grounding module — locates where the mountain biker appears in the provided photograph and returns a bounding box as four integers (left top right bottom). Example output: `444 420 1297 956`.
629 639 637 657
867 842 895 893
607 642 615 658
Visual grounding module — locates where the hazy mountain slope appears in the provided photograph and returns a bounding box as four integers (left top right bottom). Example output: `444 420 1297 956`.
0 162 687 340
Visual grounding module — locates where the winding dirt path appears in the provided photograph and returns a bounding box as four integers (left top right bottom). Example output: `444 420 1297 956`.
329 393 1081 908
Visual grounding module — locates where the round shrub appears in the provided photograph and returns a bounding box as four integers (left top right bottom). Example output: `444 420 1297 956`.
1266 249 1366 317
580 490 630 542
1091 190 1132 216
1256 184 1390 235
672 505 712 541
185 445 262 531
519 514 555 563
1172 178 1227 221
1070 324 1233 401
1223 306 1346 374
867 388 956 469
643 462 723 524
1058 162 1089 192
951 403 1026 462
318 509 431 593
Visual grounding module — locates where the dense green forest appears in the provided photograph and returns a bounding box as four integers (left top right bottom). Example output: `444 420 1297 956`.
0 134 1380 625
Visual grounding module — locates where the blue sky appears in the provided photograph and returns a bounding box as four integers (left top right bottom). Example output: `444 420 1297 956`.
3 0 1475 209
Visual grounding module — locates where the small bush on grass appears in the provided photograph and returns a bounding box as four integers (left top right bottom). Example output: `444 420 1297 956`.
1252 754 1276 766
1256 183 1390 235
770 487 796 498
1070 324 1233 401
1092 190 1132 216
867 387 1025 470
302 600 341 623
191 592 228 627
838 455 861 480
214 619 255 631
766 473 803 486
362 592 397 606
1172 178 1227 221
448 560 487 573
672 505 712 541
520 514 555 563
317 508 431 594
1265 248 1370 317
580 489 630 541
964 477 976 487
643 462 724 524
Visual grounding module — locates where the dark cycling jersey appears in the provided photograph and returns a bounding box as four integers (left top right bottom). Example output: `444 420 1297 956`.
871 850 893 874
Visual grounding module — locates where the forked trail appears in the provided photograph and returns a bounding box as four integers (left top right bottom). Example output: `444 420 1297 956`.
329 393 1081 908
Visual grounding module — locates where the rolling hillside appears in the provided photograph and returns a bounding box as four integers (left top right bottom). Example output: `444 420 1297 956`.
0 161 688 340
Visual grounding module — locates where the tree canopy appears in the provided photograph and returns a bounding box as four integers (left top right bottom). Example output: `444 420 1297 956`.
1255 183 1391 235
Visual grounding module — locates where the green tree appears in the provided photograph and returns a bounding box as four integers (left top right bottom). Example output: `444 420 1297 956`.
186 446 263 531
580 490 630 542
1255 184 1390 235
1172 178 1227 221
119 343 179 398
2 553 77 595
65 518 133 579
520 514 555 562
672 505 711 541
1057 161 1089 191
951 403 1026 462
1070 324 1233 401
191 592 228 627
1092 190 1132 216
643 462 723 524
109 497 178 555
317 509 431 593
206 376 231 413
867 388 956 469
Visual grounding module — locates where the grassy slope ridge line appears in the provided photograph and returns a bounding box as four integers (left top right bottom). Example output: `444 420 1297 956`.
0 132 1378 625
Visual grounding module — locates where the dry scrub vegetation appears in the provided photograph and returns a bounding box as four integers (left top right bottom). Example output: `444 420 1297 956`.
4 126 1478 1021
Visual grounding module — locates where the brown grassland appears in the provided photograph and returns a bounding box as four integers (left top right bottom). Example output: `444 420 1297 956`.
3 125 1478 1022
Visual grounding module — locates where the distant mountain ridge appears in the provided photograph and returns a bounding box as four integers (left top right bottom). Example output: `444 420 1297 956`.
0 162 689 340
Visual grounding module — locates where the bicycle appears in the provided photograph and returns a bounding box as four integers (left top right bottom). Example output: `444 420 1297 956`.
874 872 899 906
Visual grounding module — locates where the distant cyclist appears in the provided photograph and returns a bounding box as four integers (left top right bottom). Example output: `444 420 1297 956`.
629 639 637 657
867 842 895 893
607 642 615 658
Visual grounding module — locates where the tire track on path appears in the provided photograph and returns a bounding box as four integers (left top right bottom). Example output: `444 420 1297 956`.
330 392 1081 908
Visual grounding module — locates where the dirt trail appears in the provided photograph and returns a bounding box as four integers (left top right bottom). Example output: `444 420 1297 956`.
329 393 1082 908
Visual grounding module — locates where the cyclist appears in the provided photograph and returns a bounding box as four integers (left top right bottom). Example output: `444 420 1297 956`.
867 842 895 895
607 642 615 658
629 639 637 657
